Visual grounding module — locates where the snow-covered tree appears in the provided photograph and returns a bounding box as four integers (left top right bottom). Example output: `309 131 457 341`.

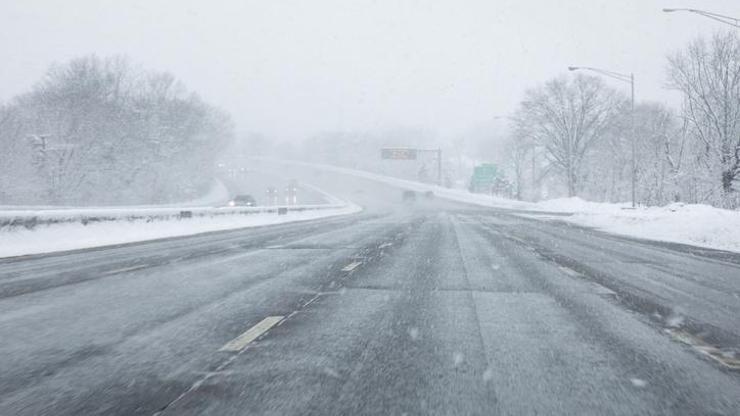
0 55 233 205
513 74 624 197
668 31 740 208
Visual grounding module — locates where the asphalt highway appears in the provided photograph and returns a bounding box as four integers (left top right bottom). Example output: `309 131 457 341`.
1 166 739 415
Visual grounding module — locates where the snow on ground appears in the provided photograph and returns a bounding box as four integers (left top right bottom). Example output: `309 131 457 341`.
532 198 740 253
0 204 361 258
531 196 630 213
268 159 740 253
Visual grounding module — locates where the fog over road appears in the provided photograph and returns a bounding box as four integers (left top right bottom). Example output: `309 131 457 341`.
219 169 328 206
1 163 739 415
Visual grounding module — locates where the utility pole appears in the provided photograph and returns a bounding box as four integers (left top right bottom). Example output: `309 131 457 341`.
630 73 636 209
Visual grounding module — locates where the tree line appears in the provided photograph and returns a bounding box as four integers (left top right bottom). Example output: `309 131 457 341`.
505 31 740 208
0 55 233 205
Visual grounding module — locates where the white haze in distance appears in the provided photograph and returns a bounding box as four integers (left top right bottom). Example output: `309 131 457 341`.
0 0 736 141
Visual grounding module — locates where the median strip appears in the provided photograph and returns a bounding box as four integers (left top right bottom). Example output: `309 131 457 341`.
219 316 284 352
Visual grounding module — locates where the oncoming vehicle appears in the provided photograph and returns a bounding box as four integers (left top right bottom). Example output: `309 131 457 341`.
228 194 257 207
402 190 416 202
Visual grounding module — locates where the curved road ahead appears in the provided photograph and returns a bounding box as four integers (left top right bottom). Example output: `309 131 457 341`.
1 163 739 415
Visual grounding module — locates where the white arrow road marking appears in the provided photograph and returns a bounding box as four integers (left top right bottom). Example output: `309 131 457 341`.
219 316 284 352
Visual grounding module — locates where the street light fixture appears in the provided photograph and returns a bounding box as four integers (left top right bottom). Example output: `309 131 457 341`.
662 8 740 28
568 66 637 208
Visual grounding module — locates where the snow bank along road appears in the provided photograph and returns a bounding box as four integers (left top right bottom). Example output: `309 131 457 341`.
0 171 358 258
1 163 740 415
0 203 359 258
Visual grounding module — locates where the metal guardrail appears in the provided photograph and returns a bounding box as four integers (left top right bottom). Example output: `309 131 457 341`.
0 204 348 231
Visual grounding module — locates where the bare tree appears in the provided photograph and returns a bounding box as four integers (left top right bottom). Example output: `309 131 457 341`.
668 31 740 207
514 74 623 197
633 103 679 205
0 104 33 202
504 129 530 201
0 55 233 205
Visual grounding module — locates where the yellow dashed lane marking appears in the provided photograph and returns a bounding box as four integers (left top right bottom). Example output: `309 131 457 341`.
219 316 284 352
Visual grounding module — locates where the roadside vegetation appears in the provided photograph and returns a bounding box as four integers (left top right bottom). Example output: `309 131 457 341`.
0 55 233 205
506 31 740 208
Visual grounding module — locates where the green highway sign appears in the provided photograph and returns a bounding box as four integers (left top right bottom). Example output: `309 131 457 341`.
472 163 497 182
470 163 498 193
381 148 418 160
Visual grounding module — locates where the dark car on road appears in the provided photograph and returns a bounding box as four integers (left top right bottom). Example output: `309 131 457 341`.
228 194 257 207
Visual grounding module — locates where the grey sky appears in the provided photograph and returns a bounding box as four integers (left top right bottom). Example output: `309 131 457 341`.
1 0 737 141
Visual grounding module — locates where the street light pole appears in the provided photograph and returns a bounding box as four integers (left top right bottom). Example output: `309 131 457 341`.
630 73 636 209
663 8 740 28
568 66 637 208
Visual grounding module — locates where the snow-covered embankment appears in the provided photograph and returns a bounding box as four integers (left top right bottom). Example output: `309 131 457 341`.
0 199 360 258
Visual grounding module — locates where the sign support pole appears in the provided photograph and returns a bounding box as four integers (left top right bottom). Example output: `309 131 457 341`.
437 148 442 186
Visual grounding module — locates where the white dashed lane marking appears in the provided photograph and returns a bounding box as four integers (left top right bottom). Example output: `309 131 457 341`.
341 261 362 272
558 266 616 295
219 316 284 352
102 264 148 275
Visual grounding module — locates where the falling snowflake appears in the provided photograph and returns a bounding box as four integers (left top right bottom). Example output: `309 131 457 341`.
453 352 464 366
483 368 493 382
630 378 647 387
408 327 420 340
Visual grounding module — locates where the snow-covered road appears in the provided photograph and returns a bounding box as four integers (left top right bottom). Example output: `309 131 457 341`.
1 164 738 416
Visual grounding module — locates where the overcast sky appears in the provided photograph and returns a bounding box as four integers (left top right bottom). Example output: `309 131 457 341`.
1 0 738 142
